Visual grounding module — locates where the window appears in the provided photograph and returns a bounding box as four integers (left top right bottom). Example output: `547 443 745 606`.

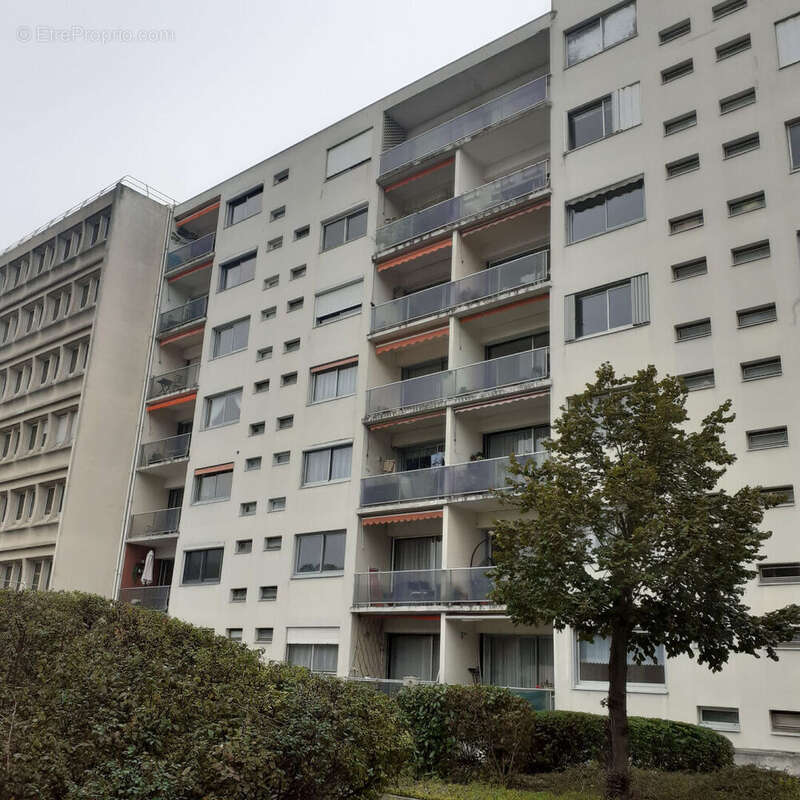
576 282 633 337
728 191 765 216
273 450 290 466
742 356 781 381
290 264 307 280
287 297 303 313
666 154 700 178
273 168 289 185
267 236 283 252
484 426 550 458
719 88 757 116
245 456 262 471
761 486 795 507
235 538 253 553
254 379 270 394
230 587 247 603
227 629 243 641
713 0 746 18
723 133 760 158
240 502 256 516
716 34 751 61
264 274 279 289
270 206 285 222
227 186 263 225
676 318 711 341
322 207 367 251
326 129 372 178
294 225 310 240
193 467 233 503
261 306 277 321
182 547 224 584
664 111 697 136
681 370 715 391
264 536 282 551
565 2 636 66
732 240 770 265
776 13 800 68
260 585 278 601
699 707 740 732
737 303 777 327
219 252 256 291
294 530 345 574
302 444 353 485
256 346 272 361
255 627 274 644
772 710 800 734
286 643 338 673
672 257 708 281
269 497 286 512
669 210 704 234
577 636 665 685
314 280 363 325
659 19 690 44
567 83 641 150
760 564 800 584
280 372 297 387
482 634 552 689
212 318 249 358
787 120 800 171
747 426 788 450
43 485 56 516
311 359 358 402
204 389 241 428
249 421 265 436
284 338 300 354
277 415 293 430
567 178 644 243
661 59 694 83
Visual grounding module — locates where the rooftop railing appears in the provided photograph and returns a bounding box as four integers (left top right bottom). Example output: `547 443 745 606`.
379 75 549 176
376 160 549 251
165 231 215 273
147 363 200 401
119 585 171 612
158 295 208 334
367 347 549 416
138 434 191 468
360 452 545 506
371 250 549 332
128 507 182 539
354 566 493 607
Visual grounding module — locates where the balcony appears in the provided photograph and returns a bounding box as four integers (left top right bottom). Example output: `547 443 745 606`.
147 363 200 401
165 232 215 274
138 434 191 469
119 585 170 612
376 161 549 252
128 508 181 539
346 677 436 696
360 452 544 507
367 347 549 417
372 250 549 333
158 296 208 335
354 566 494 608
379 76 549 177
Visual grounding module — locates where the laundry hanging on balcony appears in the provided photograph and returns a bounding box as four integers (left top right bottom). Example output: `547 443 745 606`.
141 550 155 586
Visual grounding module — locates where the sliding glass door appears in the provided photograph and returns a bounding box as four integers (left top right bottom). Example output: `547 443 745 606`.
482 634 553 688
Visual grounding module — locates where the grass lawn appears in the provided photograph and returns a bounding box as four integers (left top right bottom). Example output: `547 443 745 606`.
388 779 587 799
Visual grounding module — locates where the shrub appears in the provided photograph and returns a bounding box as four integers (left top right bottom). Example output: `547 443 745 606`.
0 590 410 800
527 711 607 772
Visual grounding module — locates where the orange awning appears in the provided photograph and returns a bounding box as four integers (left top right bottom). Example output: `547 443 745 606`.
455 390 549 415
146 392 197 412
461 294 548 323
384 158 454 193
311 355 358 374
194 462 234 476
159 324 205 346
368 411 445 431
376 238 452 272
167 259 213 282
363 510 444 526
462 198 550 238
175 200 220 228
375 325 448 354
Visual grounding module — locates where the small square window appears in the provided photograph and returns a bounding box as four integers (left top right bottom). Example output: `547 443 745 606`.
245 456 262 471
270 206 286 222
728 191 765 217
294 225 310 240
235 538 253 554
257 346 273 361
240 501 257 516
771 710 800 734
699 706 740 732
264 536 282 551
661 59 694 84
287 297 304 313
664 111 697 136
290 265 307 281
277 415 294 430
760 486 794 507
716 34 751 61
720 88 756 115
712 0 746 20
680 370 715 391
732 240 770 265
669 210 704 234
676 318 711 341
226 628 243 641
671 257 708 281
659 19 690 44
737 303 777 328
249 421 266 436
666 154 700 178
267 236 283 252
230 587 247 603
273 168 289 185
273 450 290 466
269 497 286 512
723 133 760 159
264 274 279 290
281 372 298 387
284 338 300 353
255 627 274 643
254 379 270 394
261 306 277 321
741 356 782 381
747 426 788 450
259 585 278 601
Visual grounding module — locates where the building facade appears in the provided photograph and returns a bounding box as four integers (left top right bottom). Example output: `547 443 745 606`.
0 179 171 597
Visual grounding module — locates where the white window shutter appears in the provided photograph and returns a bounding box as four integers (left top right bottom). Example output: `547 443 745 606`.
612 82 641 132
564 294 577 341
631 273 650 325
776 15 800 68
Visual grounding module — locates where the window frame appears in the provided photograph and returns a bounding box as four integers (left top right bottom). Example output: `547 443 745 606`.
293 530 346 576
566 178 645 244
310 360 358 404
698 706 741 732
325 128 373 179
787 118 800 172
211 317 250 359
575 279 634 339
301 443 353 487
564 1 637 68
226 185 263 227
746 426 788 451
321 206 368 252
192 469 233 504
574 633 667 691
181 546 224 585
775 12 800 69
203 388 242 430
218 251 257 293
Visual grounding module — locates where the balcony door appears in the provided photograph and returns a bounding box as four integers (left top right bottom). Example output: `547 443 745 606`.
482 634 553 689
397 441 445 472
484 425 550 459
387 633 440 682
392 536 442 571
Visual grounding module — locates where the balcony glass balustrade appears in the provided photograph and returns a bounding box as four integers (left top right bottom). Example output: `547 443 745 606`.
138 434 191 468
147 363 200 400
165 232 215 273
367 347 549 415
376 160 549 251
128 507 182 539
371 250 549 332
158 296 208 334
354 566 493 606
119 586 171 611
380 75 549 176
360 452 545 506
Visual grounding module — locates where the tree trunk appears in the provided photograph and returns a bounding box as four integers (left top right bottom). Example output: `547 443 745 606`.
606 627 631 799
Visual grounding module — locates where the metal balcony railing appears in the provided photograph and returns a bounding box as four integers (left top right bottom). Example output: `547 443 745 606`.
345 677 436 696
380 75 549 176
138 434 191 468
165 232 215 273
376 160 549 251
128 507 182 539
367 347 549 415
354 566 493 607
371 250 549 332
509 688 556 711
360 452 545 506
119 585 170 612
158 296 208 334
147 363 200 400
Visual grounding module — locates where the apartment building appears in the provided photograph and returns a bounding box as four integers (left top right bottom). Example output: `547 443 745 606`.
112 1 800 769
0 179 171 596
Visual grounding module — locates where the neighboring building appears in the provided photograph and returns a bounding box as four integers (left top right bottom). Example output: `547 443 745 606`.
109 0 797 770
0 178 171 597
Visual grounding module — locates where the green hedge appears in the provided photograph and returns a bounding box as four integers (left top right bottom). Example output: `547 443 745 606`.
0 590 410 800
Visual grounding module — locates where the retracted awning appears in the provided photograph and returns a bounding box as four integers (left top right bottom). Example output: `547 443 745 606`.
362 510 444 526
375 325 448 354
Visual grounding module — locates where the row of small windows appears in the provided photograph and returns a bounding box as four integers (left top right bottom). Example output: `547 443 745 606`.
678 357 784 392
0 479 66 529
0 338 89 401
0 408 78 463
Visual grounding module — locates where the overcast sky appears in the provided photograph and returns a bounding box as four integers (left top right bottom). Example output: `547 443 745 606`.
0 0 551 246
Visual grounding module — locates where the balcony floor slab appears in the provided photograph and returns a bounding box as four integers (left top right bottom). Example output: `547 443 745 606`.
352 602 504 614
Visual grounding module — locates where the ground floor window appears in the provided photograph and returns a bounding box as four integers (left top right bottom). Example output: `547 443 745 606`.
387 633 439 682
286 643 338 674
482 634 553 689
576 635 665 686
